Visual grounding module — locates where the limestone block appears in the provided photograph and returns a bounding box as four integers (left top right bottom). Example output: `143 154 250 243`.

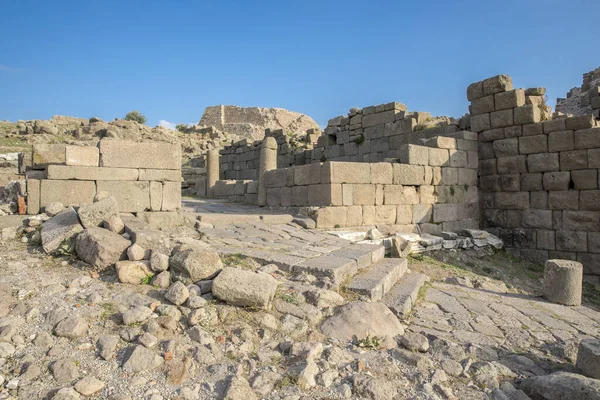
393 164 425 185
293 163 321 185
562 211 600 231
138 169 181 182
291 186 308 206
470 95 495 115
480 128 504 142
398 145 428 165
362 110 396 128
504 126 522 138
27 178 40 215
497 155 526 175
412 204 432 224
590 233 600 253
322 162 371 184
96 181 150 213
370 163 393 184
428 148 449 166
314 207 347 228
580 190 600 211
527 153 559 173
501 174 520 191
47 165 139 181
549 191 579 210
542 172 570 191
514 105 541 125
396 205 413 224
467 81 484 101
556 230 587 252
441 167 458 184
32 144 66 168
418 185 436 203
576 339 600 379
522 123 544 136
543 119 567 134
537 230 556 250
150 182 163 211
384 185 419 205
572 170 598 190
264 168 293 188
482 75 513 96
548 130 574 152
433 204 457 223
480 176 501 192
75 227 131 270
40 180 96 208
522 209 552 229
479 159 497 176
65 145 99 167
566 115 595 131
493 138 519 157
519 135 547 154
267 187 292 207
520 173 543 191
494 89 525 110
350 184 375 206
494 192 529 209
458 169 477 186
307 184 342 206
448 150 467 168
490 109 514 128
574 128 600 149
77 196 119 228
470 114 491 132
41 207 84 253
560 150 588 171
362 205 396 225
162 181 181 211
588 149 600 168
543 259 582 306
99 139 181 170
427 136 457 149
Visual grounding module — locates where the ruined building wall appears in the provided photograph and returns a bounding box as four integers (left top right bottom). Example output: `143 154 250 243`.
469 75 600 279
556 67 600 119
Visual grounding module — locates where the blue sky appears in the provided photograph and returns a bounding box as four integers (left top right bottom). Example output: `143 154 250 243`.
1 0 599 128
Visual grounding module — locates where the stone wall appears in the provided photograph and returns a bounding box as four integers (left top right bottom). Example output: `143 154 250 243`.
469 74 600 279
26 139 182 215
556 67 600 119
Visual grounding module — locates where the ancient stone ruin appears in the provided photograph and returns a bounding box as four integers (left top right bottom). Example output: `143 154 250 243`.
0 69 599 399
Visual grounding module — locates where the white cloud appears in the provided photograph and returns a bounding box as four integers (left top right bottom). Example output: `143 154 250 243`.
158 120 176 130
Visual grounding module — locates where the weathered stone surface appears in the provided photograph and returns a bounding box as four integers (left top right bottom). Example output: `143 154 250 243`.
138 169 181 182
122 345 164 372
212 267 278 308
544 259 582 306
103 214 125 234
161 181 181 211
577 339 600 379
482 75 513 96
99 139 182 169
96 181 150 213
75 227 131 270
77 196 119 228
41 207 84 253
224 376 258 400
54 316 88 339
115 261 152 284
164 281 189 305
320 301 404 346
74 376 105 396
47 165 139 180
520 372 600 400
65 145 99 167
169 244 223 282
32 144 66 168
40 180 96 208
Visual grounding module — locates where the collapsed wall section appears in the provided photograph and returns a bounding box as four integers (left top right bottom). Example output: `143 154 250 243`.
468 74 600 279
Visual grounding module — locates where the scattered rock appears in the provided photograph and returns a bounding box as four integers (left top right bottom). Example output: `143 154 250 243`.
152 271 171 288
54 315 88 339
97 335 119 360
41 207 84 253
400 332 429 352
76 227 131 270
122 345 164 373
53 387 81 400
122 306 153 325
45 202 65 217
150 251 169 272
127 243 147 261
74 376 105 396
169 244 223 282
51 358 80 383
164 281 190 305
224 376 258 400
115 261 152 284
212 267 279 308
520 371 600 400
77 196 118 228
104 214 125 234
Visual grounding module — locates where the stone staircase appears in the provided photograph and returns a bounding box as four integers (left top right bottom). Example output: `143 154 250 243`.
293 243 426 318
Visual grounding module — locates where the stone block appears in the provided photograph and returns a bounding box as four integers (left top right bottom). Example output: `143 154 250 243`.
138 169 181 182
265 168 292 188
412 204 432 224
548 130 574 152
537 230 555 250
96 181 150 213
494 89 525 110
351 184 376 206
549 191 579 210
565 115 595 131
293 163 321 185
520 173 543 191
291 186 308 206
370 163 393 184
150 182 163 211
480 175 501 192
75 226 131 270
482 75 513 96
562 211 600 231
504 126 522 138
65 145 99 167
467 81 484 101
514 105 541 125
560 150 588 170
470 95 495 115
396 205 413 224
543 259 583 306
307 184 342 206
543 171 571 191
384 185 419 205
418 185 436 203
362 110 396 128
398 145 428 165
576 339 600 379
501 174 520 191
522 209 552 229
27 179 40 215
580 190 600 211
433 204 457 222
362 205 396 225
41 207 84 253
574 128 600 149
494 192 529 209
527 153 559 173
490 109 514 128
480 128 504 142
556 230 587 252
471 114 491 132
392 164 425 185
493 138 519 157
589 149 600 168
519 135 547 154
346 206 363 226
314 207 347 228
441 167 458 184
448 150 468 168
479 159 497 176
522 123 543 136
428 148 449 166
32 144 66 168
497 155 526 175
99 139 181 170
458 169 477 186
322 162 371 184
572 170 598 190
589 233 600 253
162 181 181 211
77 196 118 228
40 180 96 208
47 165 139 181
543 119 566 134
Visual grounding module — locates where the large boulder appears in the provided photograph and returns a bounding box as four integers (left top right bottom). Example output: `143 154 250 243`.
320 301 404 347
75 227 131 270
212 267 278 309
520 372 600 400
77 196 118 228
169 244 223 283
41 207 84 254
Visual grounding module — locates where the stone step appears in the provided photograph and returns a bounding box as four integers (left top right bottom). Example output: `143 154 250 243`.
346 258 408 302
328 243 385 270
382 272 427 318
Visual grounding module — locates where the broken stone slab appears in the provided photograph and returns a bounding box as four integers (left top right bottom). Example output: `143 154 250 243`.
75 227 131 270
212 267 278 309
41 207 84 254
292 216 316 229
576 339 600 379
294 255 358 283
115 261 152 284
121 215 172 255
419 234 443 247
169 244 223 283
327 231 366 242
382 272 427 318
77 196 119 229
462 229 489 239
520 371 600 400
347 258 408 302
320 301 404 348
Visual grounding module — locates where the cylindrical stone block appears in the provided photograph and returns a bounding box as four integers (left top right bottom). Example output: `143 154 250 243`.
206 149 219 197
543 259 583 306
258 136 278 206
576 339 600 379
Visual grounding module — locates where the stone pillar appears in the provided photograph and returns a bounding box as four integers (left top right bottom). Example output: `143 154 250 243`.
206 149 219 197
258 136 278 206
543 259 583 306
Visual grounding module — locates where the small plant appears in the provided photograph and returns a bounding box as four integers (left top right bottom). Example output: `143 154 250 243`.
352 134 365 145
320 155 327 162
334 224 341 229
357 333 381 350
449 186 455 196
124 110 147 124
276 375 298 390
89 117 102 123
140 274 154 285
176 123 189 132
100 303 117 320
282 293 300 305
